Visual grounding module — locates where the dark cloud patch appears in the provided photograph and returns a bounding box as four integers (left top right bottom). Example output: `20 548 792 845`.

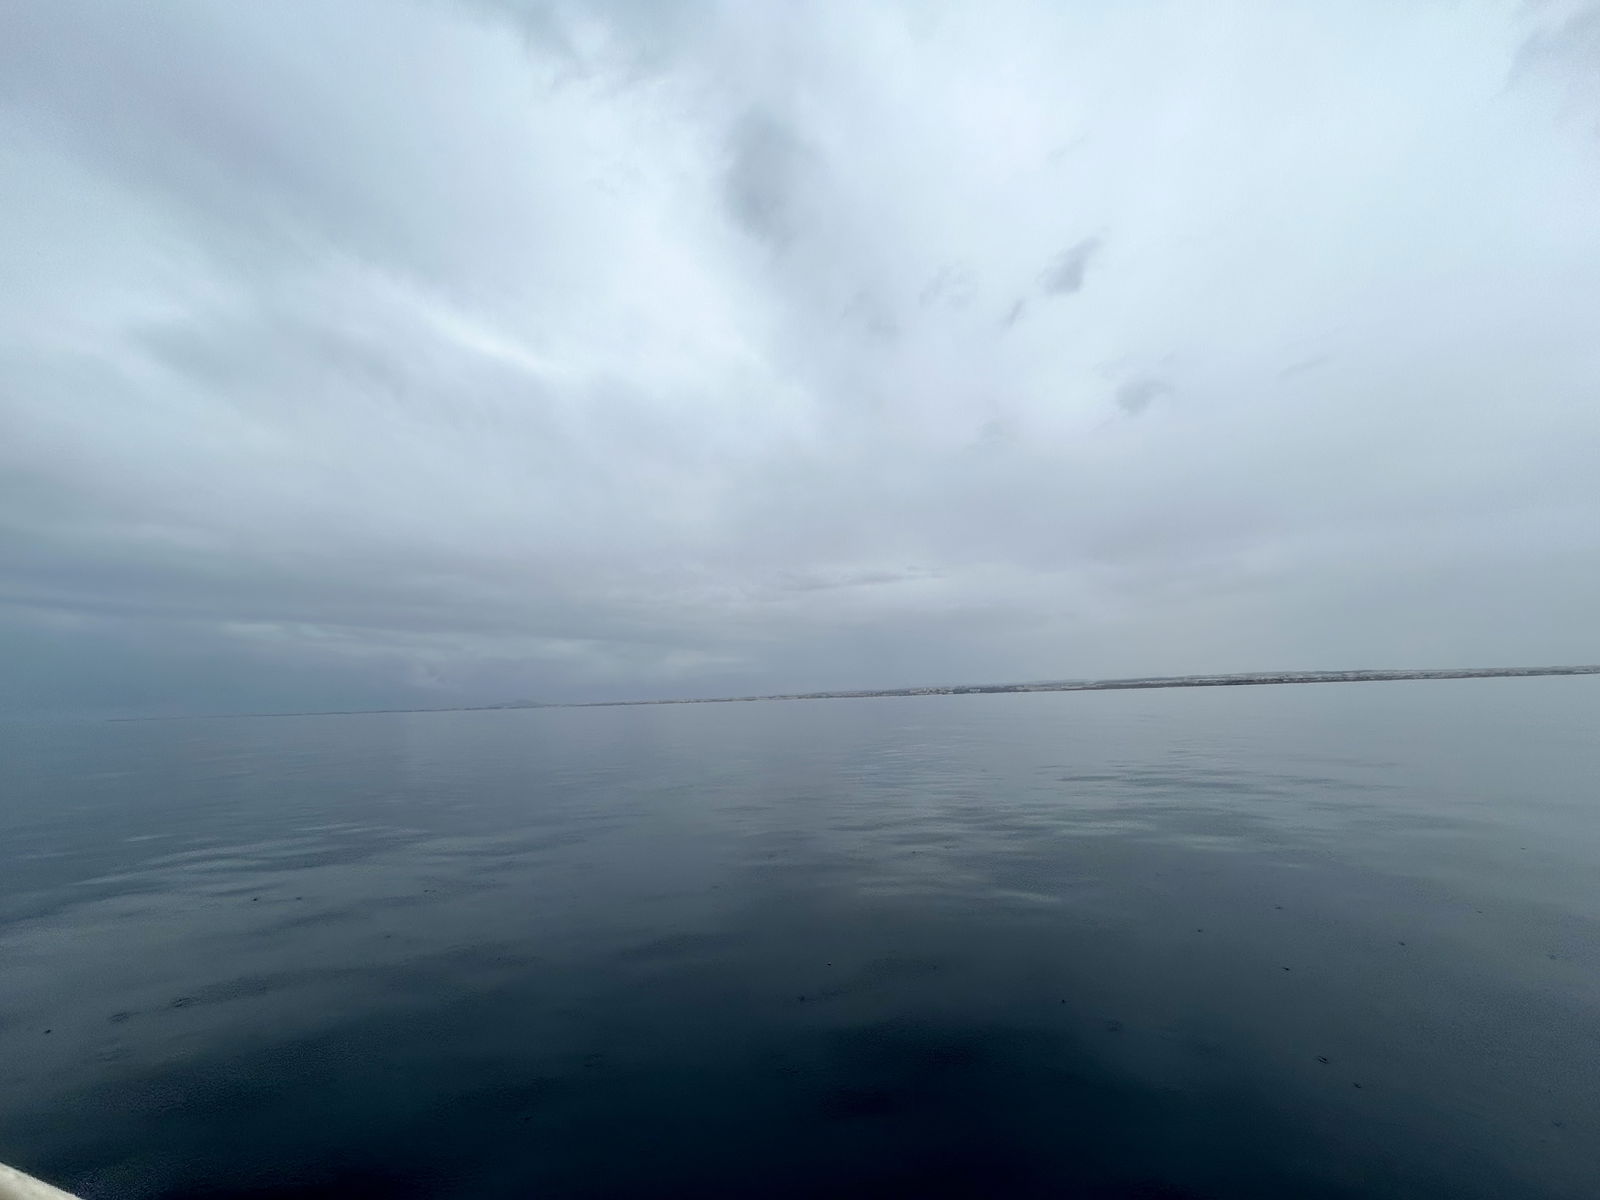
1511 4 1600 118
725 111 813 247
1039 237 1104 296
1514 5 1600 78
773 567 937 595
1114 378 1171 417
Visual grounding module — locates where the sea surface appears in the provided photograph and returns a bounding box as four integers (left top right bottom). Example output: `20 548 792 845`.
1 679 1597 1199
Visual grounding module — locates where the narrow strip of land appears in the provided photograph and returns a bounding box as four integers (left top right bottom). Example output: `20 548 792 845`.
575 664 1600 706
109 665 1600 721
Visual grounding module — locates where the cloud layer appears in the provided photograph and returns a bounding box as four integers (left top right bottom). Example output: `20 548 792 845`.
2 0 1598 714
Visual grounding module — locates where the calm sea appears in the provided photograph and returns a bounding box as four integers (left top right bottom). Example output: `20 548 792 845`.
1 679 1597 1199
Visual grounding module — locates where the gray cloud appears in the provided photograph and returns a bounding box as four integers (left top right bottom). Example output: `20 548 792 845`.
2 0 1598 715
725 111 815 248
1114 378 1171 417
1039 237 1105 296
1515 4 1600 93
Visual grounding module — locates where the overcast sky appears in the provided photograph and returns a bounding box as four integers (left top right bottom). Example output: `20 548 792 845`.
2 0 1598 715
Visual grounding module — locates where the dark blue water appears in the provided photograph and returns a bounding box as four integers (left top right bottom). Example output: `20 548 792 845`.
2 680 1597 1198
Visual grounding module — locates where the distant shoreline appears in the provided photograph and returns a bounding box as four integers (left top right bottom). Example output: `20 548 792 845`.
108 664 1600 722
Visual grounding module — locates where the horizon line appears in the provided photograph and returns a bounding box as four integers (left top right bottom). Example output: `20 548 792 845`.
106 663 1600 723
